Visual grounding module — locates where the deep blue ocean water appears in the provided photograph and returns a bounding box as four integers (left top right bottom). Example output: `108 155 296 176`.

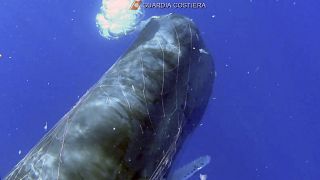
1 0 320 179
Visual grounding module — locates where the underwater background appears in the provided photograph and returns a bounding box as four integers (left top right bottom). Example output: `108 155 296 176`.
1 0 320 179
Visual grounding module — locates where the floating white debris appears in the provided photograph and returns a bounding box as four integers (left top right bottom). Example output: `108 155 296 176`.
96 0 144 39
199 48 209 54
44 121 48 131
200 174 207 180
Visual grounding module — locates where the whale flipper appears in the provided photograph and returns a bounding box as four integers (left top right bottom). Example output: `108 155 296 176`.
168 155 211 180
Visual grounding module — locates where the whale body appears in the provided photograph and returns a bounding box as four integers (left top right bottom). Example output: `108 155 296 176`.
5 14 214 179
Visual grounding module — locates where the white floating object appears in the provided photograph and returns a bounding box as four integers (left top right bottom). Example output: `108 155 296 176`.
200 173 207 180
96 0 144 39
199 48 209 54
44 121 48 131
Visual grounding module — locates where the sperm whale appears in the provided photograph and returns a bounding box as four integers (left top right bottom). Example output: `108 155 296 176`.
5 14 214 179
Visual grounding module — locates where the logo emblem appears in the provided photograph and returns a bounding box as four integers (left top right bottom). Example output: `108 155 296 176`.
130 0 142 10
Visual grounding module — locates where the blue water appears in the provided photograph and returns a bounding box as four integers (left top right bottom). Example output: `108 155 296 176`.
1 0 320 179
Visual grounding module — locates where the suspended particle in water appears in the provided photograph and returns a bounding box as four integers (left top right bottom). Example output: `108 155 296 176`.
200 174 207 180
44 121 48 131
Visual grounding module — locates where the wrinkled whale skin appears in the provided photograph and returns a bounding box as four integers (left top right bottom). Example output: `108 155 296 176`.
6 14 214 180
